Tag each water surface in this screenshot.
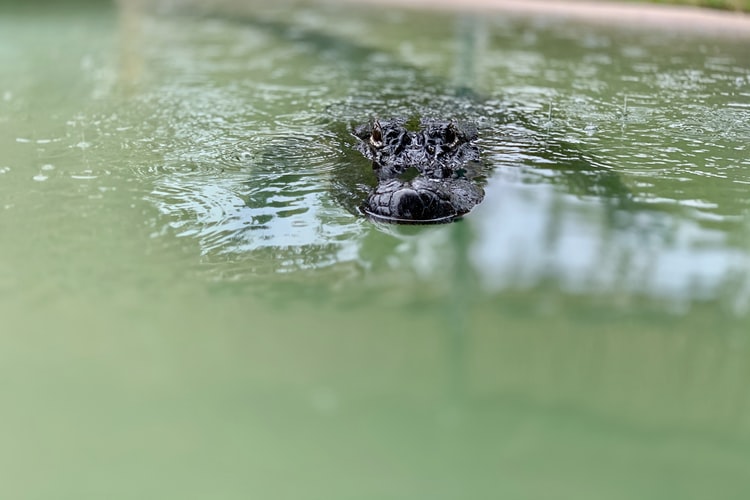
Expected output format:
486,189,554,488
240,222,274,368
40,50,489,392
1,2,750,499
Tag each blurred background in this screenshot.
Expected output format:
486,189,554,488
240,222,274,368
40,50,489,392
1,0,749,499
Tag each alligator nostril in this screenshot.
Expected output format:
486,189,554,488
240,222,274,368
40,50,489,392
392,189,423,219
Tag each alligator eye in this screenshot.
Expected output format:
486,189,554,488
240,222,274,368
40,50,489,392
370,121,383,148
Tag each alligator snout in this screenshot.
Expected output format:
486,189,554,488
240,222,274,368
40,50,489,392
363,178,457,223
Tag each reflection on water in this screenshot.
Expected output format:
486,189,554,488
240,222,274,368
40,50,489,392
470,178,750,312
2,2,750,499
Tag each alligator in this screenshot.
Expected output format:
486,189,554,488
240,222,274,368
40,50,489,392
353,118,485,224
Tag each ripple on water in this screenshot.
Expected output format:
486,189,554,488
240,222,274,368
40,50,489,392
141,120,357,269
145,146,362,270
115,7,750,309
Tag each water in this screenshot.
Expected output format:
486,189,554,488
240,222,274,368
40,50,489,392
1,1,750,498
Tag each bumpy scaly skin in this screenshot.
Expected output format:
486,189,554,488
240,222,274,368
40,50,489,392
353,118,484,223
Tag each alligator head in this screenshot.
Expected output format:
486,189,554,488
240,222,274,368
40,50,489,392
353,118,484,223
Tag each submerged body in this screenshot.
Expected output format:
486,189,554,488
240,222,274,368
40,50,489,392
353,118,485,223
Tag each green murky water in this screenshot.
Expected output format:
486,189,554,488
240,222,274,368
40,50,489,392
2,1,750,498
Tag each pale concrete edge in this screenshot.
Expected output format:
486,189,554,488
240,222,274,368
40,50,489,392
320,0,750,38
